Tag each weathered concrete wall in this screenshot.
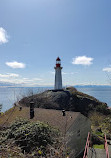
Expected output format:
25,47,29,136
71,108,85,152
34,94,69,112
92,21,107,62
66,114,91,158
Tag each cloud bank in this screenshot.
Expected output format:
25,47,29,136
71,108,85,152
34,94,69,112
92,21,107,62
0,73,43,86
0,27,8,44
0,73,19,78
72,56,93,65
6,61,26,68
103,67,111,72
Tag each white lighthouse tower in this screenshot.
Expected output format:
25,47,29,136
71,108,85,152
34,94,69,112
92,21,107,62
54,57,63,90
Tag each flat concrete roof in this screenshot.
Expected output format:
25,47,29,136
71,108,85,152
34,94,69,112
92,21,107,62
0,106,80,133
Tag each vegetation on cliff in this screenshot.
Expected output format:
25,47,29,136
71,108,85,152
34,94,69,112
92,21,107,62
89,111,111,146
0,118,60,157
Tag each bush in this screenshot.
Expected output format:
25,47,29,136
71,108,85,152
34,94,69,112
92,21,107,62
7,118,59,153
96,104,110,115
92,134,104,145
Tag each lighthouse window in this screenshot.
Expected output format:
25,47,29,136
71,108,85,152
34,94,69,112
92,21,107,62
56,60,61,64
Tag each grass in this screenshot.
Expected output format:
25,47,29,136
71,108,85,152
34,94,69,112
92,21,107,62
94,131,104,138
0,106,29,125
93,144,104,149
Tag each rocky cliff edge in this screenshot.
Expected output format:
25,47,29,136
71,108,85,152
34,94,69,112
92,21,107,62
19,87,110,116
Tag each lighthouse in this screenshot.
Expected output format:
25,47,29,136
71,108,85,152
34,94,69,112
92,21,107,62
54,57,63,90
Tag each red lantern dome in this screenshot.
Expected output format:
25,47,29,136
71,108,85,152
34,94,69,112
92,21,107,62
56,57,61,61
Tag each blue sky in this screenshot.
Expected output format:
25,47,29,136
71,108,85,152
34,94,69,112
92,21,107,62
0,0,111,86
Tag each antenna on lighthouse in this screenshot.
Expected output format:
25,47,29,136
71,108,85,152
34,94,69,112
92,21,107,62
54,57,63,90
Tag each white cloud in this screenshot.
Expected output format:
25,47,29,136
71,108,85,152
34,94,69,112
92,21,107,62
62,72,77,75
0,76,43,86
0,27,8,44
50,71,77,75
0,73,19,78
62,72,67,75
23,78,29,80
33,78,43,81
72,56,93,65
103,67,111,72
70,72,75,75
21,78,42,83
6,61,26,68
50,71,55,74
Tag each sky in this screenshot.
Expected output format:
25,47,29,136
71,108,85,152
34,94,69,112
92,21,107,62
0,0,111,86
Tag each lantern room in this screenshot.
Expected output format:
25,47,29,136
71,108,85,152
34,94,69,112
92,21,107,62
56,57,61,67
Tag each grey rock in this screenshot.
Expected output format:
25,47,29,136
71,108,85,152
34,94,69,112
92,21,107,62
19,87,110,116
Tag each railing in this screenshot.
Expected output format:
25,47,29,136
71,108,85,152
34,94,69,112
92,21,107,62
105,134,109,158
83,132,90,158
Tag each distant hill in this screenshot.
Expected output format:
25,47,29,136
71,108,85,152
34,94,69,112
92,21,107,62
0,82,15,87
0,82,111,88
74,85,111,88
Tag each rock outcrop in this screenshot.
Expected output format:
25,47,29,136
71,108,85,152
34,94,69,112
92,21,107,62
19,87,110,116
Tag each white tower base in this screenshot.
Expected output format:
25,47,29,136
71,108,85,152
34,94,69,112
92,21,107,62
54,67,62,90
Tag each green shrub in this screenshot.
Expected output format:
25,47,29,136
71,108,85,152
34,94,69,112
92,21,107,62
96,104,110,115
92,133,104,145
6,118,59,153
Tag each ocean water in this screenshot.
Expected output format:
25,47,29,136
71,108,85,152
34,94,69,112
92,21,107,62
0,86,111,112
0,87,50,112
76,86,111,107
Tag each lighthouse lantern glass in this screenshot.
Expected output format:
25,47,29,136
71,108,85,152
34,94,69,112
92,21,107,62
56,60,61,64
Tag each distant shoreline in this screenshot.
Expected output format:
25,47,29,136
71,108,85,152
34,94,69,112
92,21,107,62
0,85,111,88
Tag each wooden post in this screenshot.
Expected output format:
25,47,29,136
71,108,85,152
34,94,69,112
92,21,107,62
30,101,34,119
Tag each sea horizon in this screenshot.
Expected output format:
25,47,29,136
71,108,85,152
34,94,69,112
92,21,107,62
0,84,111,88
0,85,111,112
